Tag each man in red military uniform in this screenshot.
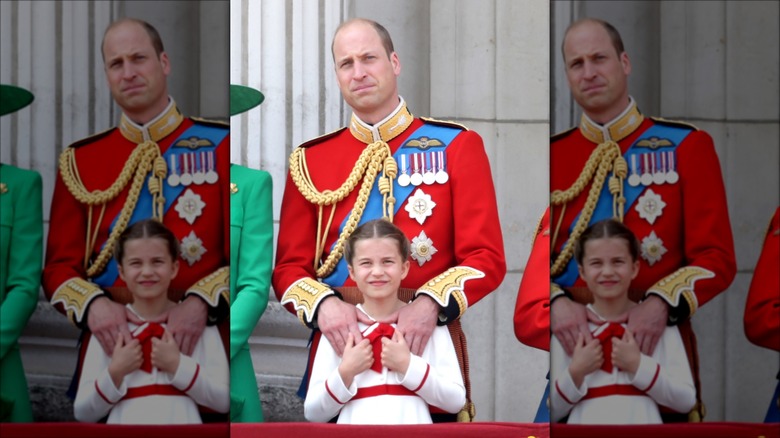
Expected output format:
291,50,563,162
272,18,505,421
514,17,736,422
43,18,229,363
743,206,779,422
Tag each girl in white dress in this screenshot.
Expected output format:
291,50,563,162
304,219,465,424
551,218,695,424
74,219,229,423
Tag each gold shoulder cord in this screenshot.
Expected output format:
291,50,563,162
550,141,626,277
59,141,167,277
289,141,397,278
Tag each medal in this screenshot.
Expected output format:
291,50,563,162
180,154,193,186
640,231,667,266
398,154,411,187
410,230,438,267
422,152,436,185
205,151,219,184
192,153,205,185
174,188,206,225
628,154,641,187
405,188,436,225
167,154,181,187
410,153,423,186
635,188,666,225
666,151,679,184
652,152,665,185
640,154,653,186
435,151,449,184
180,230,207,266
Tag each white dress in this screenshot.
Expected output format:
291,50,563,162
304,304,466,424
74,305,230,424
550,304,696,424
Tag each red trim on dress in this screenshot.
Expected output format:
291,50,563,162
121,384,186,401
640,364,661,392
411,364,430,392
95,380,113,405
581,384,646,401
325,380,346,405
352,384,417,400
182,364,200,392
555,380,576,405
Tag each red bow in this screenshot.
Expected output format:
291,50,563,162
133,322,165,373
594,322,625,373
364,323,395,373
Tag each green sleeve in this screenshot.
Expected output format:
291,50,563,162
229,169,273,360
0,170,43,360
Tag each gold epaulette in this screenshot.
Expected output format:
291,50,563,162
280,277,335,326
50,277,104,325
416,266,484,320
67,127,117,149
190,116,229,129
186,266,230,307
550,126,577,142
297,127,348,149
420,116,468,131
646,266,715,318
650,116,701,131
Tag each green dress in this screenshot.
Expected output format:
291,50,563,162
0,164,42,422
229,164,273,422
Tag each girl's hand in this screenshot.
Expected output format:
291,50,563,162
612,329,641,374
568,333,603,389
338,333,374,387
381,330,411,375
151,330,181,374
108,334,143,388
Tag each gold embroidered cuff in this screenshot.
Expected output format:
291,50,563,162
186,266,230,307
646,266,714,317
551,282,566,301
51,277,104,325
280,277,335,325
416,266,484,320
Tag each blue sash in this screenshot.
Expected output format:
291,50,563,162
553,124,692,287
322,123,462,287
93,123,228,287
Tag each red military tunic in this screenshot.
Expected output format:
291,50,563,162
549,99,735,317
43,99,230,326
513,99,735,346
744,206,780,352
273,98,505,325
514,207,552,351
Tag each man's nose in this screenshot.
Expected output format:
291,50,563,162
122,62,137,79
352,61,367,80
582,61,596,79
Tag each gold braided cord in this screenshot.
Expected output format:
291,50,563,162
289,141,396,278
382,155,398,221
611,156,628,221
59,141,166,277
550,141,622,277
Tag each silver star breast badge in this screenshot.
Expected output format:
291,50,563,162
404,188,436,225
